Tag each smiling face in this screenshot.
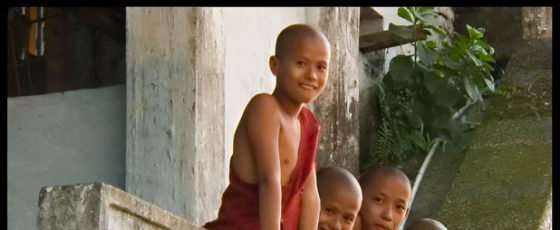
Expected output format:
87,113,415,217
270,35,330,105
318,184,362,230
360,174,411,230
317,167,362,230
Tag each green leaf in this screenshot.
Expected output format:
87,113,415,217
398,7,414,23
410,8,427,23
470,45,486,53
464,77,477,100
389,23,413,40
423,70,446,95
483,77,495,92
466,51,483,67
417,7,436,17
443,57,463,70
410,131,427,149
475,39,492,50
425,24,446,37
388,55,414,83
478,52,496,63
417,43,437,66
426,40,437,49
467,25,483,39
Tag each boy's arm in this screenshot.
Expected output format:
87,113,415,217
299,164,320,230
245,95,282,230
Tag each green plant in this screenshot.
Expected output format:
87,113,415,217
363,7,497,168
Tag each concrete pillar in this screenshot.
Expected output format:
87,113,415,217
37,182,201,230
126,7,224,225
308,7,361,175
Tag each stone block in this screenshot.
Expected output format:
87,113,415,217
38,182,202,230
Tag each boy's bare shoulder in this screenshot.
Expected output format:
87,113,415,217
244,93,281,116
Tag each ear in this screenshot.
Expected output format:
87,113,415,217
269,55,279,76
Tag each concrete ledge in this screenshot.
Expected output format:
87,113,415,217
38,182,202,230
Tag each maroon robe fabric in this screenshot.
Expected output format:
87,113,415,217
204,107,320,230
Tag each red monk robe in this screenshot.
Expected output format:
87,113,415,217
204,107,320,230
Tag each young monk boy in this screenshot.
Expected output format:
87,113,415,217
352,165,412,230
316,166,363,230
204,24,331,230
404,218,447,230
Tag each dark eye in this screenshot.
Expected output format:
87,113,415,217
297,61,305,66
397,205,406,212
325,208,335,215
373,197,383,204
318,65,327,71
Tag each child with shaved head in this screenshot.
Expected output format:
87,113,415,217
404,218,447,230
317,167,362,230
353,165,412,230
205,24,331,230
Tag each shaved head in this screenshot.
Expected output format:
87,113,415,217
405,218,448,230
317,166,361,196
358,165,412,230
274,24,330,60
359,165,411,192
317,166,362,230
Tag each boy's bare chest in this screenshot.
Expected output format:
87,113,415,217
278,120,301,184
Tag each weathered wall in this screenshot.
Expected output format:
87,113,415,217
8,85,126,230
309,7,361,175
127,7,196,222
222,7,306,185
126,7,225,225
193,8,226,225
357,51,384,169
521,7,552,39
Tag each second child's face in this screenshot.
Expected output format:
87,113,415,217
318,186,361,230
273,37,330,104
360,175,411,230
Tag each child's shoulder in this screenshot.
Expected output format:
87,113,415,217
249,93,277,102
246,93,279,109
243,93,282,117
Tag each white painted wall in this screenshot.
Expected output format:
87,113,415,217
8,85,126,230
222,8,307,184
